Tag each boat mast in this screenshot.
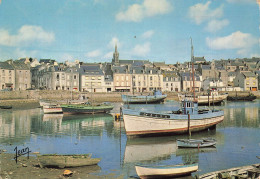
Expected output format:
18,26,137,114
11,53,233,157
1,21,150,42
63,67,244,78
190,38,196,101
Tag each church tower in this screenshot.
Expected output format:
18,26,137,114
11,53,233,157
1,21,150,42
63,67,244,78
112,43,119,66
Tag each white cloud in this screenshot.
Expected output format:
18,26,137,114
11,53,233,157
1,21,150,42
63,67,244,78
206,31,258,55
250,53,260,58
188,1,224,25
108,37,120,49
132,42,151,57
205,19,229,33
85,49,101,58
116,0,172,22
103,51,113,59
0,25,55,47
142,30,154,39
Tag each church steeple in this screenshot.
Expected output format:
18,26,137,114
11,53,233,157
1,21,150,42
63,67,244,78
112,43,119,66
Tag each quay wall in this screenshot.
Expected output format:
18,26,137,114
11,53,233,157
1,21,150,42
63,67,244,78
0,90,259,109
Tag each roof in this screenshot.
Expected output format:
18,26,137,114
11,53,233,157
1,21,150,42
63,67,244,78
242,71,256,77
0,62,14,70
162,71,179,78
12,61,30,70
79,65,104,75
194,57,206,62
40,59,56,64
201,65,211,70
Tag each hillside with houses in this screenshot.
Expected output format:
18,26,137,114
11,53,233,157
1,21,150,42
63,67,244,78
0,45,259,93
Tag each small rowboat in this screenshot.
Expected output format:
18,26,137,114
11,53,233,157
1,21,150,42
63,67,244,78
37,154,100,168
177,138,216,148
135,163,198,178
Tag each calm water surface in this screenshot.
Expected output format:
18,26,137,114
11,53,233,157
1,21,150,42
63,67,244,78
0,100,260,178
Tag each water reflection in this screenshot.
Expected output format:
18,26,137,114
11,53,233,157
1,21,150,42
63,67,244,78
221,100,260,127
122,131,224,178
61,114,117,137
0,100,260,177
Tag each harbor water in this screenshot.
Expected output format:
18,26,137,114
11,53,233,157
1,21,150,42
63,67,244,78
0,100,260,178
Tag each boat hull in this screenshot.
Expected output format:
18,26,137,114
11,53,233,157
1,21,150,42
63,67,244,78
178,93,228,106
43,107,63,114
177,139,216,148
227,95,257,101
123,109,224,137
135,164,198,179
122,94,167,104
61,104,114,114
37,154,100,168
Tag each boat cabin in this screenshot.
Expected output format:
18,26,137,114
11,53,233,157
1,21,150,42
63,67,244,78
181,99,198,115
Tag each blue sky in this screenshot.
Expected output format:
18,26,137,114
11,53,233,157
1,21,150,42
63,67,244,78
0,0,259,64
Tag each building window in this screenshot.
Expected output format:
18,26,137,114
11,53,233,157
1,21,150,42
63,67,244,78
150,76,152,80
74,75,76,79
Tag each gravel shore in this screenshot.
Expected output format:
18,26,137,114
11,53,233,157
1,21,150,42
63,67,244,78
0,152,122,179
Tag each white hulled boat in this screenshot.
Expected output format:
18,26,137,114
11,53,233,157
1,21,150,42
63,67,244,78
123,99,224,137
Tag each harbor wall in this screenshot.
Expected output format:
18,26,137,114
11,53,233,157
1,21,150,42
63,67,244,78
0,90,259,109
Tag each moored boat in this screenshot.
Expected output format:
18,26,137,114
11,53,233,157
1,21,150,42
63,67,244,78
61,102,114,114
177,138,216,148
123,99,224,137
199,163,260,179
122,90,167,104
37,154,101,168
178,90,228,106
227,93,257,101
43,105,63,114
135,163,198,179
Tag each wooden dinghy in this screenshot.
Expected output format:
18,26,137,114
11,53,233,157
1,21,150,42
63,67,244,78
177,138,216,148
135,163,198,179
37,154,100,168
199,163,260,179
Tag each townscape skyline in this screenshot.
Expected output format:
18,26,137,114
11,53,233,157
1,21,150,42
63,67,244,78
0,0,260,63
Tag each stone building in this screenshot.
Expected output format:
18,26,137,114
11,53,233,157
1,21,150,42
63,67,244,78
180,72,202,92
162,71,181,92
0,62,15,90
112,66,132,92
233,71,258,91
8,60,31,90
79,65,105,92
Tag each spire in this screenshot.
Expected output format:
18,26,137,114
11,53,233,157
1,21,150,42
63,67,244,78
115,43,118,53
112,42,119,65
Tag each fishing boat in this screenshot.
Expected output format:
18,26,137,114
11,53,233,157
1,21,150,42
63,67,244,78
43,105,63,114
227,92,257,101
178,90,228,106
61,102,114,114
199,163,260,179
123,99,224,137
37,154,101,168
135,163,198,179
123,39,224,137
177,138,216,148
121,90,167,104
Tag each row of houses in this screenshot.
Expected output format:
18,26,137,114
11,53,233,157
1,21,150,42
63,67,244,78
0,46,259,92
